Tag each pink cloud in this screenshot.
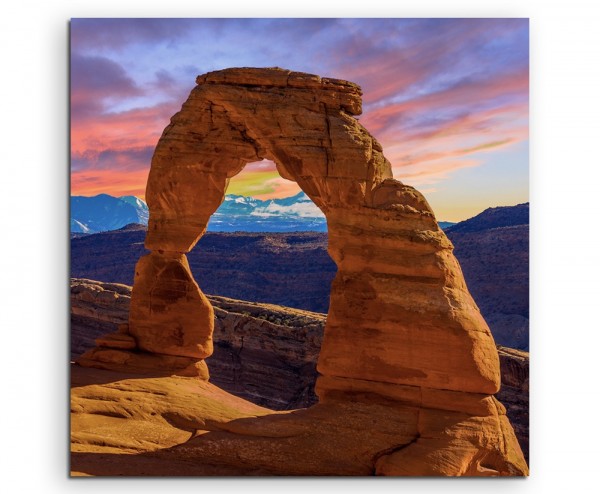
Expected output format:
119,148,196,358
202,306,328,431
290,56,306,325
393,158,480,187
71,168,150,198
73,102,177,149
70,19,528,203
361,69,528,139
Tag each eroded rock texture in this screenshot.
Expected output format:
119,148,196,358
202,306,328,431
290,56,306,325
77,67,527,475
70,277,530,464
71,279,131,359
71,278,324,409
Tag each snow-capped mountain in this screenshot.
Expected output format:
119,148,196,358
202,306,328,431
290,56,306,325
117,195,149,224
70,192,328,234
208,192,327,232
70,192,459,234
70,194,149,234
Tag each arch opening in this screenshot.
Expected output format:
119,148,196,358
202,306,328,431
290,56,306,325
205,158,326,233
191,158,335,409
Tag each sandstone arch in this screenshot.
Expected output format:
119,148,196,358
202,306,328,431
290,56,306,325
78,68,527,475
131,67,500,397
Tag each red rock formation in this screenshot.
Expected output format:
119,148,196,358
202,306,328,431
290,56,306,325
71,278,530,469
72,278,325,408
129,252,213,359
77,68,527,475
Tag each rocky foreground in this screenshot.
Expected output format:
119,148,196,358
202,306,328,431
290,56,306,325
72,363,526,476
71,278,529,470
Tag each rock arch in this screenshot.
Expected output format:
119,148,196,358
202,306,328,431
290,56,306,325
77,68,528,476
127,67,499,398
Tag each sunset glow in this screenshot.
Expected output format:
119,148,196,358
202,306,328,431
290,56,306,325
71,18,528,221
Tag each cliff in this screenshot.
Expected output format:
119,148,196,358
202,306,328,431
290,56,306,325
497,346,529,460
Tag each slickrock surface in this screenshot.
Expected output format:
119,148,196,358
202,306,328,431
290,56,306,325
71,364,526,476
76,68,527,475
70,279,530,459
71,366,273,476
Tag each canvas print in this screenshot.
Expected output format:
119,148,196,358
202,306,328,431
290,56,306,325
70,18,529,476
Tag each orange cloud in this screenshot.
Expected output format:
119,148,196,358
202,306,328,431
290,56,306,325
252,176,302,200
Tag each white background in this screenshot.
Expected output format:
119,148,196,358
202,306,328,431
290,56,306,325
1,0,598,492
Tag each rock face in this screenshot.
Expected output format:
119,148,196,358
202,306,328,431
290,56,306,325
128,252,214,359
208,296,324,409
77,67,527,475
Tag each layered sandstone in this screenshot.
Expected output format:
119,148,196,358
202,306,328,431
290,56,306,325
208,296,324,409
71,364,526,476
70,278,530,463
71,281,530,467
139,67,500,396
76,67,527,475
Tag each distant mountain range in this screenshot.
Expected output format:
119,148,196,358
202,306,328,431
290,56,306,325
71,194,149,234
445,203,528,234
208,192,327,232
70,192,459,233
70,192,327,234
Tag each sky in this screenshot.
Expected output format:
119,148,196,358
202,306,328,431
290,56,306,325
70,18,528,222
